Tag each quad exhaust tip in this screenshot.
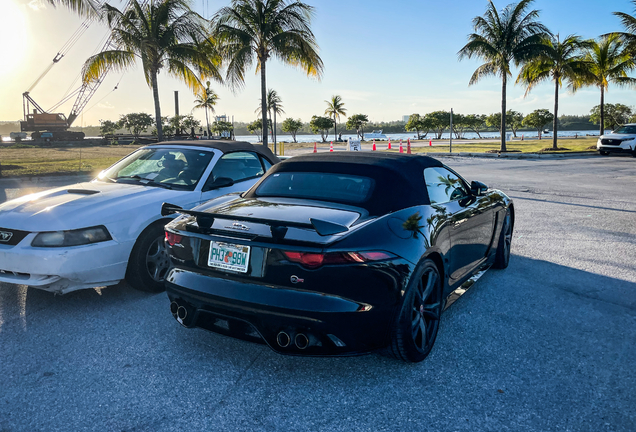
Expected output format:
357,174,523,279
276,331,310,349
177,306,188,321
295,333,309,350
169,301,179,316
276,331,291,348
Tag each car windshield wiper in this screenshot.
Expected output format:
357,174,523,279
115,175,145,181
114,175,173,189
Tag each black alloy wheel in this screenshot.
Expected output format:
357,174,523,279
126,222,170,293
493,210,512,269
389,260,442,363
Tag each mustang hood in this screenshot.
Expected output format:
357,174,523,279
0,181,189,231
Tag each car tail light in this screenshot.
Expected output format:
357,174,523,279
165,231,182,246
282,251,395,269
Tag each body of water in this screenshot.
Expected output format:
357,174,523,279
0,129,605,144
234,129,604,144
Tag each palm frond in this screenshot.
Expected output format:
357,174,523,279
82,50,136,84
46,0,99,17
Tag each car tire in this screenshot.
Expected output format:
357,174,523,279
388,259,442,363
125,221,171,293
599,151,609,156
493,210,512,269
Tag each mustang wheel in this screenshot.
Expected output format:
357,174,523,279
389,260,442,363
126,222,170,293
493,210,512,269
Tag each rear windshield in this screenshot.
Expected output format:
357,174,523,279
254,172,374,204
612,125,636,134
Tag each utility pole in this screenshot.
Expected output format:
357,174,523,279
449,108,453,153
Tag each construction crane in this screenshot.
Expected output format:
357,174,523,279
18,4,119,141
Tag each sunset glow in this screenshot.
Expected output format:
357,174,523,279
0,1,28,78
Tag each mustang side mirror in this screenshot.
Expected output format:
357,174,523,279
470,180,488,196
204,177,234,191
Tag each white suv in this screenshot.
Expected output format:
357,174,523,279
597,124,636,157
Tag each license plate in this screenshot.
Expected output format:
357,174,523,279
208,242,251,273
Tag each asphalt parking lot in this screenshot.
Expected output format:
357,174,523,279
1,154,635,432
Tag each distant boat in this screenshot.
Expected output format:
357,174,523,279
365,130,388,140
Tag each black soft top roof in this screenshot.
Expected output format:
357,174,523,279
147,140,279,162
249,152,443,214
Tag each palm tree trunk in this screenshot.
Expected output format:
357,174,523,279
260,60,268,148
500,74,507,152
205,108,210,137
334,114,337,142
600,86,605,137
151,70,162,141
553,80,559,150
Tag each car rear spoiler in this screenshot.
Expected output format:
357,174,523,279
161,202,349,238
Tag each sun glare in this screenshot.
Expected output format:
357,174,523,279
0,1,28,78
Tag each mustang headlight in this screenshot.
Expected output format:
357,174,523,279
32,226,112,247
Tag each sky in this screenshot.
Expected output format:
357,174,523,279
0,0,635,127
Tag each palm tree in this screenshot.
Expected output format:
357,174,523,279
256,89,285,142
517,35,590,150
82,0,222,140
194,81,220,136
580,35,636,136
458,0,550,152
212,0,323,148
324,95,347,142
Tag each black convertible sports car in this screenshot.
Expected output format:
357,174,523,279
162,152,514,362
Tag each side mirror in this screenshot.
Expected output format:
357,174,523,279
203,176,234,191
470,180,488,196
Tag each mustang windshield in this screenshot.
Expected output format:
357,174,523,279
255,172,374,204
97,148,213,190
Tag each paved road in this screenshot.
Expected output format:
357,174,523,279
1,155,635,432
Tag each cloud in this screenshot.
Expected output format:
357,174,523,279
27,0,47,11
97,102,115,110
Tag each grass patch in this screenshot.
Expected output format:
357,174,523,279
0,137,599,178
0,144,142,177
408,137,596,154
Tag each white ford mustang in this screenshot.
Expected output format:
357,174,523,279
0,140,279,294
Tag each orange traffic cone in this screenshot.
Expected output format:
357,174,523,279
399,139,403,153
388,139,392,150
429,139,432,147
329,141,334,152
372,140,376,151
407,138,412,154
313,142,317,153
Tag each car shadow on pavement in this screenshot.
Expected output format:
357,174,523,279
1,256,635,431
168,254,636,369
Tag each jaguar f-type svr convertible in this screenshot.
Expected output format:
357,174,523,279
162,152,514,362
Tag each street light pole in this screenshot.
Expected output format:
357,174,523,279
273,102,277,155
